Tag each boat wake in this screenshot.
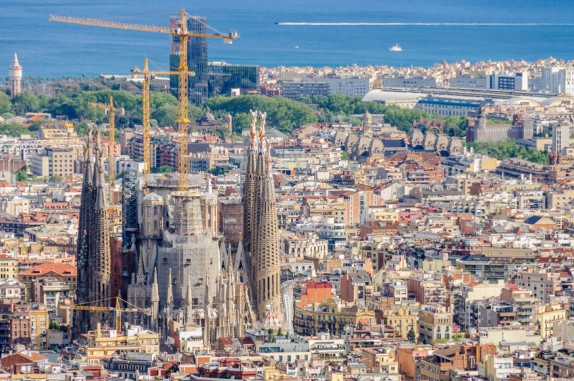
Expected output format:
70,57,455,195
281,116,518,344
277,22,574,26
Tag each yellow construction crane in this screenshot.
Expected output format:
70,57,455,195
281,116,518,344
88,97,123,199
73,296,148,332
50,11,238,191
131,58,195,175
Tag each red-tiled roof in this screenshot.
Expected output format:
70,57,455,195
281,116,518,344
19,263,77,277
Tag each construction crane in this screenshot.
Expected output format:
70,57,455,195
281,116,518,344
73,296,148,332
131,58,195,175
50,11,238,191
88,97,124,199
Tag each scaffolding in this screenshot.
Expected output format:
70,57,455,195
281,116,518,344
121,170,139,246
174,193,206,237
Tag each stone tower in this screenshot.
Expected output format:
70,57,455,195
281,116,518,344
75,127,95,336
243,110,259,248
362,109,373,136
74,128,111,336
8,53,22,98
248,111,283,325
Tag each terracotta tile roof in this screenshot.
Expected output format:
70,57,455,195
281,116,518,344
0,351,47,366
23,352,48,362
19,263,77,277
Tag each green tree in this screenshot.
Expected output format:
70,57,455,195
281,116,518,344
49,175,62,183
451,333,465,342
383,106,428,134
150,92,178,109
207,95,318,134
74,121,90,136
28,121,44,132
0,123,35,137
11,92,41,115
152,105,178,127
189,105,204,122
49,321,60,330
45,94,77,119
15,170,28,182
407,328,416,343
232,113,251,132
466,140,549,164
151,165,174,174
0,92,11,114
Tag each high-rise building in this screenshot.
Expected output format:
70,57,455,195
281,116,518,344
74,128,111,336
30,147,76,178
170,15,259,104
281,77,372,100
542,67,574,95
207,62,259,97
489,71,528,91
170,15,208,105
8,53,22,98
552,124,571,155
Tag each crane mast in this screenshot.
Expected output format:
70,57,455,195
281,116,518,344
133,58,195,175
142,65,151,175
88,97,117,203
176,10,191,191
108,96,116,193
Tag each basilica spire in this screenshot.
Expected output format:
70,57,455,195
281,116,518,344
184,275,194,325
243,110,259,248
151,268,159,330
203,274,211,348
247,111,283,325
74,127,111,336
166,268,174,311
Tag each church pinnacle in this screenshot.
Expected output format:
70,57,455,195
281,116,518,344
244,110,283,326
74,127,111,337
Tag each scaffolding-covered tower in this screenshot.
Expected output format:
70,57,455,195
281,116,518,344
157,190,220,309
122,170,139,246
125,173,220,315
120,170,139,299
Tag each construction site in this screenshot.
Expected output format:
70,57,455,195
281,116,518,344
59,10,242,334
52,10,290,353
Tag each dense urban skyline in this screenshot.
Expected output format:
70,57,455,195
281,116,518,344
2,2,574,381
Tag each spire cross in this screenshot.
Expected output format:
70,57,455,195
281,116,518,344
249,109,258,139
258,111,267,139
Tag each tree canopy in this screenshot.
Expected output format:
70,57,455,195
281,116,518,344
206,95,318,134
302,94,467,137
467,140,549,164
11,92,42,115
0,93,11,114
151,165,174,174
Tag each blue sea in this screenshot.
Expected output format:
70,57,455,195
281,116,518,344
1,0,574,78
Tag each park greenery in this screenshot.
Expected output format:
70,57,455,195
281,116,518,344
0,87,550,164
206,95,318,134
302,94,468,137
466,140,549,165
0,90,468,138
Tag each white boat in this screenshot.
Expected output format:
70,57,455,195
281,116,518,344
389,44,402,52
